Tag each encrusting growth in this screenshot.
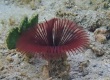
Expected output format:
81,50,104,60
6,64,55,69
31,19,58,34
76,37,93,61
6,15,89,79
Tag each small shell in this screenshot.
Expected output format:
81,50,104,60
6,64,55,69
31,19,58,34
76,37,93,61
94,28,107,35
95,34,107,43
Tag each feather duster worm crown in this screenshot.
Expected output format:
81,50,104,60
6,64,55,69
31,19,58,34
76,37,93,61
16,18,89,59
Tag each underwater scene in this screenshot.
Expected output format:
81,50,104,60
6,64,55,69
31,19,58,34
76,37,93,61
0,0,110,80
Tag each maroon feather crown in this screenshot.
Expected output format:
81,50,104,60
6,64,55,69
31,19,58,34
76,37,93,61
16,18,89,59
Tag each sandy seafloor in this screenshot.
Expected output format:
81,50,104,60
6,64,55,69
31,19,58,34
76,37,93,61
0,0,110,80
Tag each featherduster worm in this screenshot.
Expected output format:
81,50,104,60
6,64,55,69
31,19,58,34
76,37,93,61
16,18,89,60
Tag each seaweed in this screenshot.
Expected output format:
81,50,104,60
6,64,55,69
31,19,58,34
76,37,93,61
6,14,38,49
6,27,20,49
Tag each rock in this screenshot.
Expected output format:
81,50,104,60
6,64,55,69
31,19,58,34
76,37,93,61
88,20,102,32
42,65,50,80
89,45,105,57
79,60,90,72
106,34,110,40
20,72,27,77
0,60,4,71
4,0,10,5
46,77,52,80
9,17,16,26
94,27,108,43
6,55,14,62
64,0,74,8
0,53,3,58
30,0,37,10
